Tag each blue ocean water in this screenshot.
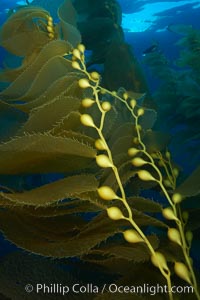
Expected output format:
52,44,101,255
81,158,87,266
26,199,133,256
0,1,199,299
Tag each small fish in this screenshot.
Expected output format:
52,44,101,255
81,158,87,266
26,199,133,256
142,42,159,56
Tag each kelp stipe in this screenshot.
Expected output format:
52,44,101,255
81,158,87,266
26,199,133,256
73,45,200,300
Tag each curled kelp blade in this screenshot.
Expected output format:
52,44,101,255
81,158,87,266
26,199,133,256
0,6,52,56
0,5,82,112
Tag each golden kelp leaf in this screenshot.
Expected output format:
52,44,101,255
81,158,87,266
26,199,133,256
0,101,26,140
64,75,84,98
185,208,200,231
128,197,162,213
100,235,159,262
175,165,200,197
105,244,149,262
102,106,118,138
100,154,132,192
0,98,15,110
80,105,100,140
0,40,73,101
27,214,86,239
159,241,184,262
1,56,73,101
0,196,13,207
58,0,77,27
96,200,164,229
111,135,133,157
10,199,102,217
0,174,98,206
0,62,26,82
50,111,81,134
143,130,171,153
132,209,166,228
0,209,88,242
0,211,120,257
82,102,118,140
127,91,146,103
139,108,157,130
74,191,165,230
51,130,95,147
70,191,107,210
128,175,157,196
0,211,78,254
20,95,81,133
15,74,81,112
0,133,96,174
120,169,138,187
109,122,135,146
57,0,81,47
19,56,73,101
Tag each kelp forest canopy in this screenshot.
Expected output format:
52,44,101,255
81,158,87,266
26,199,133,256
0,1,199,300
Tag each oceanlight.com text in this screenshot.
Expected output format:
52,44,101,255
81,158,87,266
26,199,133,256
107,283,193,296
24,283,194,296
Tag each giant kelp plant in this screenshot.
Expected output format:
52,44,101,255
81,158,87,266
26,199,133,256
0,1,200,300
